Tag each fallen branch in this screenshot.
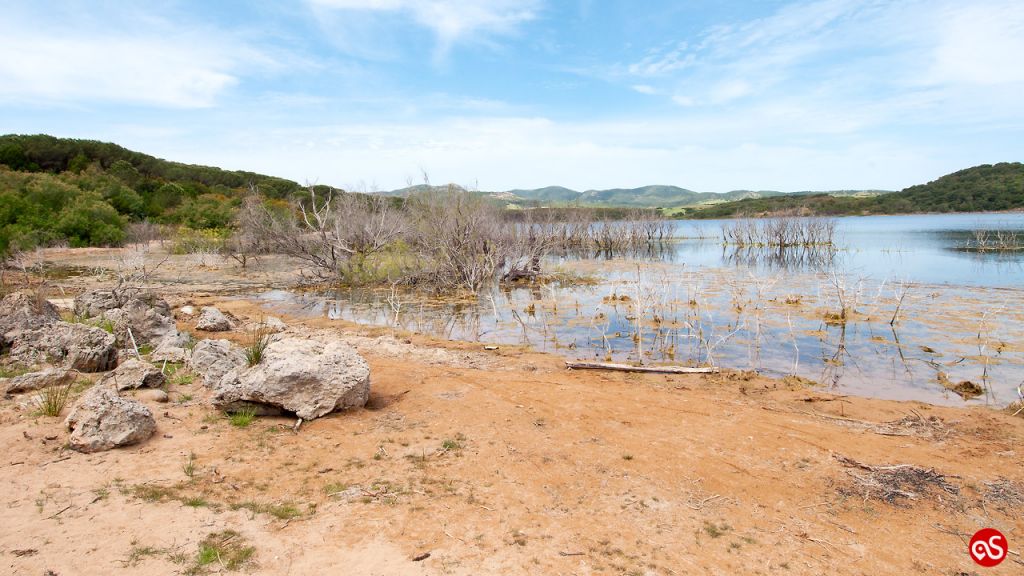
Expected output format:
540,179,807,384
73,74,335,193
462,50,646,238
47,504,73,519
564,361,718,374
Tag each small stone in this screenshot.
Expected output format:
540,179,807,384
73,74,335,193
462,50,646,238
135,389,169,403
195,306,233,332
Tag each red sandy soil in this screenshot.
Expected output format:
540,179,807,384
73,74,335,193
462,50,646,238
1,248,1022,575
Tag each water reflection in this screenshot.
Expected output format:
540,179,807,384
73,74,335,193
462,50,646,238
721,245,837,271
254,213,1024,408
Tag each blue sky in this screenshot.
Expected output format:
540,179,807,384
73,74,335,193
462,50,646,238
1,0,1022,192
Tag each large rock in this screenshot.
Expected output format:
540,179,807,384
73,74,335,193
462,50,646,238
195,306,232,332
10,322,117,372
189,339,246,387
98,359,165,390
65,385,156,453
0,291,60,344
212,337,370,420
73,290,124,318
2,368,74,394
73,290,184,348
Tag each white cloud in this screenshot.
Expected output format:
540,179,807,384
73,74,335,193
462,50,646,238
612,0,1024,128
0,7,278,108
631,84,658,95
309,0,542,58
928,2,1024,85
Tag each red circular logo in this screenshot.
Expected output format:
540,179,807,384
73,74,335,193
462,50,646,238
969,528,1007,567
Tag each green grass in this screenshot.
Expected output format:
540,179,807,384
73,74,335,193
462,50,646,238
228,406,258,428
230,500,303,520
243,324,273,367
124,544,166,566
126,484,178,502
172,372,195,386
34,383,74,417
183,496,209,508
187,530,255,574
441,433,467,453
0,365,31,378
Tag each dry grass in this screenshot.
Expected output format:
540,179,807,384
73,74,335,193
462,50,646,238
835,455,959,507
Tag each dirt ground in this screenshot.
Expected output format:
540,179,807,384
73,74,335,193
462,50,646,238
2,248,1023,575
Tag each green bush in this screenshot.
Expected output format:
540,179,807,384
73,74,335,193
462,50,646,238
56,196,126,247
175,193,236,229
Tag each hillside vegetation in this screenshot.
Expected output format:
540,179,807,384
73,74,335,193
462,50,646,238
0,134,308,255
687,163,1024,218
2,135,1019,256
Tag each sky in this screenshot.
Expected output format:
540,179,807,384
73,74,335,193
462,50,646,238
1,0,1022,192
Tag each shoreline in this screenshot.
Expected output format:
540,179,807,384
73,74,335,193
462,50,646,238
4,289,1022,574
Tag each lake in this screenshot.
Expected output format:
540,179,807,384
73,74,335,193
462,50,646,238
256,212,1024,408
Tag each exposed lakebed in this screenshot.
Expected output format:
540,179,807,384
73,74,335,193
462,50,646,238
256,213,1024,408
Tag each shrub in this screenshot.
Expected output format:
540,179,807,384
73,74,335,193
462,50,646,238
56,196,126,247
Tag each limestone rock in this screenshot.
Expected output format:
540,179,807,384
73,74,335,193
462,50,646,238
65,385,156,453
260,316,288,333
73,290,184,348
0,291,60,343
195,307,233,332
212,337,370,420
10,322,117,372
1,369,74,394
73,290,123,318
189,339,246,387
98,359,166,390
135,388,169,403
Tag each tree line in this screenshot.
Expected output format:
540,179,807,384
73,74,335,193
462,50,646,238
684,162,1024,219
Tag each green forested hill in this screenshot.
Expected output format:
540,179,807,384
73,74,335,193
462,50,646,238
687,163,1024,218
0,134,307,254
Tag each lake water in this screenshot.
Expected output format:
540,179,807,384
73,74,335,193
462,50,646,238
256,212,1024,408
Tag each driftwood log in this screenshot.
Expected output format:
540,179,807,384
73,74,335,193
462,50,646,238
564,361,719,374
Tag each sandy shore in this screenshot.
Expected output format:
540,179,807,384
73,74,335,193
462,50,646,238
2,247,1023,574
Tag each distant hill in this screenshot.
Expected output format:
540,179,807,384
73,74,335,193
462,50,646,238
688,163,1024,218
397,185,891,209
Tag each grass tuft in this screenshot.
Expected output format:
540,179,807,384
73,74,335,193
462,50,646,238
228,406,258,428
243,324,273,367
187,530,255,574
34,382,74,417
183,452,197,479
230,500,304,520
